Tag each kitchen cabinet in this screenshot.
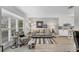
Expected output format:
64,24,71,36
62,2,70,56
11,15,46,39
59,29,69,36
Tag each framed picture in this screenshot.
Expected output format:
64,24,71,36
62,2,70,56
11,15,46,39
36,21,43,28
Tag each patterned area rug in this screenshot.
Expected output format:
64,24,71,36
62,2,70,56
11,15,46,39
31,38,54,44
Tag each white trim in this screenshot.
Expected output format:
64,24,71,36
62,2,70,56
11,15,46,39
8,18,11,41
16,19,19,32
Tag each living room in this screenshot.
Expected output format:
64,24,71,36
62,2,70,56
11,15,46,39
0,6,79,52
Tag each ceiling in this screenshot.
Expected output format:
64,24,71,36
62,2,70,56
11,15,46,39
18,6,74,17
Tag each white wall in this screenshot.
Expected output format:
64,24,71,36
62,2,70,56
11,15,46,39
59,16,74,26
0,8,2,44
75,7,79,26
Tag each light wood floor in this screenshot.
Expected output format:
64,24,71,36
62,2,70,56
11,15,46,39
4,36,76,52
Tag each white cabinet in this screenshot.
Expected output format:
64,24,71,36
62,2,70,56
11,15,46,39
59,29,69,36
